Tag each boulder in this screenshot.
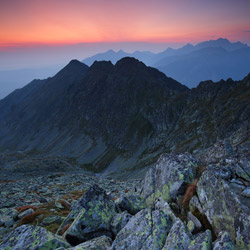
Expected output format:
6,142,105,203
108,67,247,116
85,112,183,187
188,230,212,250
142,153,198,204
196,165,250,249
115,193,146,215
63,185,116,245
0,225,69,250
111,207,173,250
111,211,132,236
162,218,212,250
187,211,202,233
162,218,192,250
68,235,112,250
169,180,188,200
213,232,236,250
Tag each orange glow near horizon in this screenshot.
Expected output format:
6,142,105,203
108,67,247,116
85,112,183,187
0,0,250,48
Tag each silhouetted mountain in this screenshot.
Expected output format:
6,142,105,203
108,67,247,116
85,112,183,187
0,65,62,100
82,38,250,88
0,58,249,178
155,47,250,88
83,49,155,66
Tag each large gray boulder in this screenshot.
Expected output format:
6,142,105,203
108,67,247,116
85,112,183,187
0,225,69,250
115,193,146,215
142,153,198,205
63,185,116,245
111,211,132,236
111,207,173,250
196,164,250,249
213,232,236,250
162,218,212,250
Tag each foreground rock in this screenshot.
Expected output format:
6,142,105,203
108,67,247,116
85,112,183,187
0,225,69,250
63,185,116,245
68,236,112,250
111,206,173,250
196,163,250,249
142,153,198,205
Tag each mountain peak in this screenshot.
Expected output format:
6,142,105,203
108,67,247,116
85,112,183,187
115,57,145,68
54,59,89,79
90,60,114,72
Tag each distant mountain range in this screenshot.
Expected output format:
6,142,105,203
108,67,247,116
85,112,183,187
0,57,249,178
83,38,250,88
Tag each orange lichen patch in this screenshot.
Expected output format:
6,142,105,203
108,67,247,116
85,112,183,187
182,178,198,209
18,211,45,226
58,223,71,235
125,189,129,193
113,190,119,194
16,205,38,214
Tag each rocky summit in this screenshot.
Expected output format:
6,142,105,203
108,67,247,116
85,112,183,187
0,58,249,249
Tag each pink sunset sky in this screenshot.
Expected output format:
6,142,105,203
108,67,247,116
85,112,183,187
0,0,250,69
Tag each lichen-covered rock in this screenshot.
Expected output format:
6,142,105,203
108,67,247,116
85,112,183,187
64,185,116,245
142,153,198,204
0,207,18,228
189,195,204,214
188,230,212,250
111,211,132,235
213,232,236,250
169,180,187,200
187,211,202,233
154,197,176,222
235,163,250,182
196,165,250,249
162,218,191,250
141,209,173,249
68,235,112,250
111,207,173,250
116,193,146,215
111,208,153,250
0,225,70,250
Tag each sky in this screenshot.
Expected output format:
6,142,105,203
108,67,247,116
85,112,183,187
0,0,250,69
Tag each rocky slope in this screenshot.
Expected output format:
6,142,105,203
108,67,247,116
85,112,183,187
0,57,249,179
0,139,249,249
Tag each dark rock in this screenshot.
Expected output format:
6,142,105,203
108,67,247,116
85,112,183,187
196,165,250,249
169,180,188,200
111,207,173,250
213,232,236,250
116,193,146,215
63,185,116,245
68,235,112,250
142,153,198,204
0,225,69,250
111,211,132,236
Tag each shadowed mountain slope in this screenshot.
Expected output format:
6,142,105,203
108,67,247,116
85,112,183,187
0,57,249,178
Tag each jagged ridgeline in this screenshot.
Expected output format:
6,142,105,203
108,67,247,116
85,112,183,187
0,57,249,177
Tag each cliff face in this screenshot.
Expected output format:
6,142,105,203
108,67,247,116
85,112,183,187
0,58,249,177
